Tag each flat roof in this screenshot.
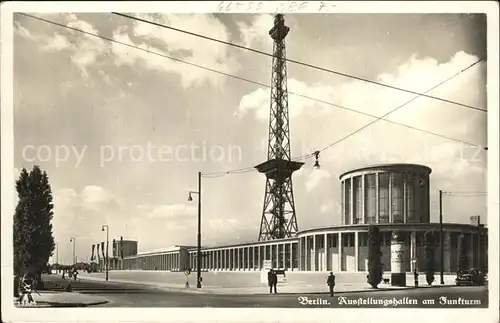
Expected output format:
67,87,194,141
339,163,432,179
128,222,487,256
297,222,487,235
137,245,196,256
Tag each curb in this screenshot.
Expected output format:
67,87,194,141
75,276,459,296
152,284,459,296
36,300,109,307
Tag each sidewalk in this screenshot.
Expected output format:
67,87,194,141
15,292,108,307
78,272,455,295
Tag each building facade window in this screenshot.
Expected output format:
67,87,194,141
341,181,345,224
354,176,362,224
406,173,417,223
421,178,430,223
391,173,404,223
365,174,376,224
378,173,390,223
348,233,355,247
416,231,425,246
345,179,351,225
359,232,368,247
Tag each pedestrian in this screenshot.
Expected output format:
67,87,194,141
327,272,336,297
62,269,65,280
413,269,419,287
268,269,277,294
19,274,35,306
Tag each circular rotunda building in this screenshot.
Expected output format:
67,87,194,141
296,163,487,276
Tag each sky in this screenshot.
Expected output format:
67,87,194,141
12,12,487,265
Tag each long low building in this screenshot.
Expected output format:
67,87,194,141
97,163,488,274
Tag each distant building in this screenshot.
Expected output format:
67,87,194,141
94,163,488,274
98,239,138,270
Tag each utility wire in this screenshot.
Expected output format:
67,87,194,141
204,57,485,176
19,13,486,178
112,12,487,113
443,195,487,197
202,168,256,178
443,191,487,196
291,57,485,162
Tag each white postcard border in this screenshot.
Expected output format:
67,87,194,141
1,1,498,323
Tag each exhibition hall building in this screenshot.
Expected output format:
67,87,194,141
97,163,488,274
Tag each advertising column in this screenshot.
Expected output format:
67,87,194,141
391,231,406,286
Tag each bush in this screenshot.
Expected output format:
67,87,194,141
367,226,383,288
424,231,436,285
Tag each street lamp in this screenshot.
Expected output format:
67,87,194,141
69,238,76,265
188,171,202,288
438,190,444,285
312,151,320,169
101,225,109,281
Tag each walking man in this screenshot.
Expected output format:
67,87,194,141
327,272,336,297
268,269,277,294
413,269,419,287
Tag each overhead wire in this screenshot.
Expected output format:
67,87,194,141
18,13,487,178
291,57,485,162
442,191,487,196
111,12,487,113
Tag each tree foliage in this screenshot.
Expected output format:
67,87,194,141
457,234,468,271
367,225,383,288
424,231,436,285
13,166,55,280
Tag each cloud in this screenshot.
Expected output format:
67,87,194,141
142,203,197,219
15,13,107,77
53,185,120,213
303,168,332,192
236,14,275,50
237,79,332,120
110,13,241,89
80,185,120,210
320,204,330,213
238,50,486,225
14,21,35,40
239,51,486,168
41,33,71,52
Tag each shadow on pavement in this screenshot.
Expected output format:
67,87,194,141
205,284,464,296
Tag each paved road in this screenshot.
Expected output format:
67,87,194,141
41,275,488,308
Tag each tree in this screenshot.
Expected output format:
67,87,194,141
13,166,55,291
424,231,436,285
457,234,468,272
367,225,383,288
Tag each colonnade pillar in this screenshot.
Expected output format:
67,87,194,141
354,232,359,271
443,231,451,273
338,233,342,272
312,235,316,271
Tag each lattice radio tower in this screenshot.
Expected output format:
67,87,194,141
255,14,304,241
